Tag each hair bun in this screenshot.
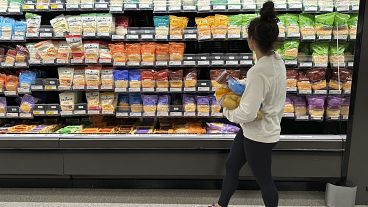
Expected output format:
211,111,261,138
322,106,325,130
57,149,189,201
260,1,278,23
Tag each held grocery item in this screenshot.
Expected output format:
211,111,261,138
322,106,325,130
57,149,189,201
214,70,245,110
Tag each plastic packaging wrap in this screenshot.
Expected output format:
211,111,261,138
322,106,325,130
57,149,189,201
196,96,210,113
142,95,158,113
306,95,326,117
157,94,169,112
155,69,170,88
284,96,295,113
86,91,100,111
184,69,197,88
141,69,156,88
306,68,327,90
292,95,307,116
183,94,196,112
129,69,141,88
326,96,342,117
113,70,129,88
170,69,183,88
129,94,143,113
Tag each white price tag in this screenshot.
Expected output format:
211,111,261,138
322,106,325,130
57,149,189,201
296,115,309,120
183,5,196,10
287,87,297,93
57,59,68,64
129,88,141,92
86,86,99,90
102,110,115,115
112,35,125,40
240,60,253,65
352,5,359,11
344,90,351,94
88,110,101,115
318,35,332,40
6,113,18,118
45,85,57,90
170,88,182,92
198,112,209,117
319,6,333,12
155,35,168,40
74,110,86,115
113,62,126,66
116,112,129,117
198,35,211,40
12,35,25,41
197,5,210,11
18,88,30,94
348,62,354,67
211,112,223,117
213,34,226,39
212,4,226,10
311,116,324,121
170,112,182,116
33,110,45,115
298,90,312,94
274,3,286,9
61,111,73,116
127,61,140,66
328,116,340,120
8,7,21,13
157,112,169,117
285,60,297,65
197,61,210,66
329,90,342,95
184,87,196,92
342,115,349,120
242,4,256,10
124,3,137,9
143,112,155,117
20,113,32,118
283,113,295,118
302,35,315,40
66,4,79,9
4,91,17,96
73,86,85,90
58,86,72,91
26,33,38,38
31,85,43,90
314,63,328,68
155,61,168,66
141,34,154,39
288,3,302,9
169,5,181,11
228,33,240,39
184,34,197,39
228,4,241,10
142,88,154,92
85,59,98,64
81,3,94,8
211,60,224,65
141,61,154,66
97,32,110,37
95,3,108,8
115,88,127,92
287,33,300,38
183,61,196,66
139,3,151,9
198,87,210,91
84,32,95,37
130,112,142,117
110,6,122,11
100,85,113,90
184,112,196,117
170,35,182,40
43,59,55,64
71,59,84,64
226,60,238,65
156,88,168,92
15,62,28,67
169,61,181,66
154,6,167,11
299,62,313,67
99,59,112,64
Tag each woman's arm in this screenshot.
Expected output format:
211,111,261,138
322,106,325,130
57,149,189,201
223,71,269,124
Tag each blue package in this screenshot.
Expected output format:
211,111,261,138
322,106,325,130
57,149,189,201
19,71,36,88
13,20,27,36
128,69,141,81
228,77,246,95
113,70,129,81
129,93,142,105
154,16,169,27
2,18,15,39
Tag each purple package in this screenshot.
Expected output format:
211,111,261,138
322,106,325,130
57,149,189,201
341,96,350,106
142,95,158,106
285,95,293,104
291,95,307,107
327,96,342,110
206,122,240,133
158,95,169,105
0,97,6,112
196,96,210,105
20,94,38,113
306,95,326,110
183,94,195,104
210,96,218,106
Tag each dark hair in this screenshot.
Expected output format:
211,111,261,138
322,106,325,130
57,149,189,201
247,1,279,54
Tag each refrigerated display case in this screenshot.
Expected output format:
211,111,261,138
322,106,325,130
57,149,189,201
0,0,366,203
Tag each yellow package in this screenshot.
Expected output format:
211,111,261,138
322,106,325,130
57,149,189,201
195,17,211,39
170,15,189,35
212,14,228,36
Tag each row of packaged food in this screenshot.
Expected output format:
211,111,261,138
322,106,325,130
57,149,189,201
284,94,350,118
0,118,240,134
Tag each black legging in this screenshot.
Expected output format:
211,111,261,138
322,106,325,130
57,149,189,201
218,129,278,207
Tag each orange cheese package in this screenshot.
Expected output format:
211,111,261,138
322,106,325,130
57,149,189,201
72,69,86,88
34,40,58,61
86,91,100,111
66,34,84,60
141,43,156,62
126,43,141,62
169,42,185,61
195,17,212,39
141,69,156,88
155,43,169,61
5,75,18,91
109,43,126,63
169,15,189,36
212,14,228,37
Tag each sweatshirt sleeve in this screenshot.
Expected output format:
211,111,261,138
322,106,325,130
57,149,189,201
223,71,269,124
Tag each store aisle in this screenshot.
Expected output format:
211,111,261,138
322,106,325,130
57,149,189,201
0,188,329,206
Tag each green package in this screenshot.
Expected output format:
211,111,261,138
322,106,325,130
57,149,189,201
228,14,243,26
315,13,335,35
211,0,227,5
241,14,258,27
348,14,358,28
334,12,350,28
283,41,300,60
275,42,284,58
299,13,315,27
329,42,348,56
311,42,330,55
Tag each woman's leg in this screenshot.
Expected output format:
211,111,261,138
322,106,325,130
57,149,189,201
243,138,278,207
218,130,247,207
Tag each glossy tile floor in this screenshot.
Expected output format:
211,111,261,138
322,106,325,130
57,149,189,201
0,189,365,207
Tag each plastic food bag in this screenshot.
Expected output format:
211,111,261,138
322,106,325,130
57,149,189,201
348,14,358,39
56,41,71,63
307,68,326,90
0,97,6,114
126,43,141,62
85,66,101,88
212,14,228,37
284,96,294,113
341,96,350,116
157,95,169,112
183,94,196,112
82,13,97,35
100,92,115,111
19,94,37,113
129,93,143,113
96,13,112,36
34,40,58,61
113,70,129,88
50,15,69,36
311,42,329,66
155,69,169,88
196,96,210,113
306,95,326,117
115,16,129,36
26,13,41,35
286,69,298,89
109,43,126,63
72,69,86,88
169,42,185,61
169,15,188,36
86,92,100,111
284,14,300,37
19,70,36,89
5,75,18,91
170,69,183,88
315,13,335,37
84,41,99,63
117,94,129,112
101,68,114,89
129,69,141,88
58,67,74,88
241,14,258,38
292,95,307,116
15,45,29,63
141,42,156,62
66,34,84,60
334,13,350,38
154,16,169,36
299,13,315,38
141,69,156,88
142,95,158,113
195,16,212,39
326,96,342,117
184,69,197,88
283,41,299,60
155,43,169,61
329,42,348,66
67,15,82,35
297,71,311,91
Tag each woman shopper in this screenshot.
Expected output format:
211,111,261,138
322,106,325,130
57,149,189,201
209,1,286,207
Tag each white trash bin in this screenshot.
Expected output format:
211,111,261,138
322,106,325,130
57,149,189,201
325,182,357,207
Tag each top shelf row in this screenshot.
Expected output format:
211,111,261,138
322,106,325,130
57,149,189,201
0,0,360,14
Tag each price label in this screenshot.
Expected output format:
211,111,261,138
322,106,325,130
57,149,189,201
311,116,324,121
285,60,297,65
275,3,286,9
86,86,99,90
226,60,238,65
127,61,140,66
102,110,115,115
213,34,226,39
169,61,181,66
318,35,332,40
95,3,108,9
115,88,127,92
110,6,122,11
113,62,126,66
129,88,141,92
287,33,300,38
298,90,312,94
170,112,182,116
58,86,72,91
130,112,142,117
197,5,211,11
183,60,196,66
50,3,64,9
23,4,35,10
211,112,223,117
170,88,182,92
126,34,139,40
23,112,40,119
227,4,241,10
6,113,18,118
314,63,328,68
124,3,137,9
143,112,155,117
99,59,112,64
116,112,129,117
26,33,39,38
66,4,79,9
85,59,98,64
97,32,110,37
288,3,302,9
45,85,57,90
142,88,154,92
304,5,317,12
88,110,100,115
33,110,45,115
198,112,209,117
329,90,342,95
57,59,68,64
141,34,154,39
352,5,359,11
155,35,168,40
61,111,73,116
8,7,21,13
344,90,351,94
46,110,59,115
141,61,154,66
240,60,253,65
80,3,94,8
112,35,125,40
299,62,313,67
278,33,286,38
184,33,196,40
302,35,315,40
197,60,210,66
154,6,167,12
157,112,169,117
74,110,87,115
184,87,196,92
348,62,354,67
296,115,309,120
342,115,349,120
4,91,17,96
18,88,30,94
328,116,340,120
170,34,183,40
228,33,241,39
71,59,84,64
168,5,181,11
335,35,348,40
283,113,295,118
156,88,168,92
287,87,297,93
211,60,224,65
155,61,168,66
100,85,113,90
212,4,226,10
31,85,43,90
198,87,210,91
13,35,25,41
183,5,196,10
184,112,196,117
198,35,211,40
242,4,256,10
319,6,333,12
139,3,151,9
73,86,85,90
